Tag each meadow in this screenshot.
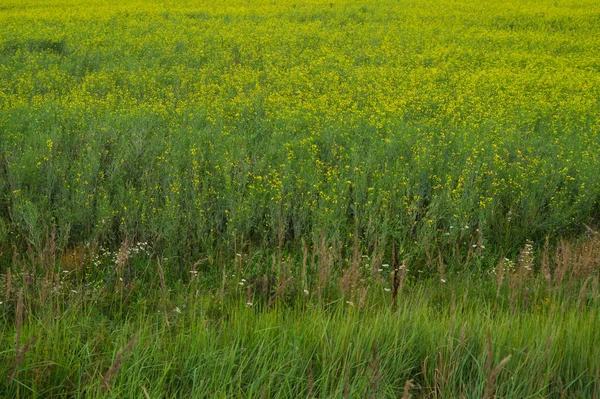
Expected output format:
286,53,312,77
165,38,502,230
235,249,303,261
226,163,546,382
0,0,599,397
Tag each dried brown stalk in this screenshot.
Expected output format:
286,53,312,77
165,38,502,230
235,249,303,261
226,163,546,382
483,328,511,398
368,341,382,399
392,244,399,310
401,379,413,399
15,288,23,352
307,361,314,399
5,267,12,304
9,334,38,380
102,332,140,390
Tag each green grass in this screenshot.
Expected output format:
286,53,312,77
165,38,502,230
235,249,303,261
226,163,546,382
1,273,599,398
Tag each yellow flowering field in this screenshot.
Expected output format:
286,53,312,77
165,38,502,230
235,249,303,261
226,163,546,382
1,0,599,269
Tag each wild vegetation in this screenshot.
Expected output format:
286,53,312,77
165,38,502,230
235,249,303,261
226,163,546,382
1,0,599,397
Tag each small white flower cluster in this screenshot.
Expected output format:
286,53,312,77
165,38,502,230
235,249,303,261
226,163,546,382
130,241,149,255
519,240,535,272
92,252,102,267
93,242,151,267
488,258,516,276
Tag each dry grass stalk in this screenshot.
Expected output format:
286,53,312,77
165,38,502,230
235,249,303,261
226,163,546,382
116,237,130,276
310,238,317,278
508,270,519,308
157,261,170,327
190,257,207,279
260,384,267,399
460,384,468,399
401,379,413,399
584,224,598,237
421,356,430,393
26,241,36,270
5,267,11,304
246,286,253,306
15,288,23,352
484,329,494,380
260,274,270,298
463,245,474,271
301,239,308,290
307,361,314,399
370,241,383,281
554,239,570,286
9,334,38,380
458,322,467,346
455,243,462,269
477,227,484,257
44,226,57,271
437,249,446,284
368,341,382,399
157,260,166,293
391,244,399,310
267,276,293,308
12,246,19,273
102,332,140,390
518,240,534,278
484,328,511,398
425,240,432,270
592,276,599,302
540,237,551,283
317,230,332,294
343,366,350,399
339,231,360,298
277,207,285,253
494,258,505,298
356,286,369,309
141,385,151,399
434,351,445,398
577,277,592,312
40,271,50,303
483,355,511,398
61,244,87,274
545,334,553,366
398,261,408,291
351,229,360,285
370,241,378,268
